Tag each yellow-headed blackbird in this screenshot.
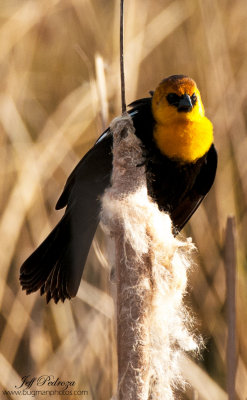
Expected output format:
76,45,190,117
20,75,217,303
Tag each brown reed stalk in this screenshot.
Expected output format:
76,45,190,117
101,4,201,398
101,114,199,400
224,216,237,400
103,115,151,399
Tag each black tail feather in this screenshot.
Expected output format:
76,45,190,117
20,203,100,303
20,214,74,303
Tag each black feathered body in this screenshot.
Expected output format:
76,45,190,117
20,97,217,302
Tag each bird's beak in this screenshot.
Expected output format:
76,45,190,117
177,94,193,112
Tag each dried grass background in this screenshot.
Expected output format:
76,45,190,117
0,0,247,399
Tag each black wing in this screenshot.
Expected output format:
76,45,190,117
171,144,217,232
20,135,113,303
19,96,153,303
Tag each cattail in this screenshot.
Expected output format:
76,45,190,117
101,114,201,399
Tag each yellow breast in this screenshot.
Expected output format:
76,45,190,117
153,117,213,163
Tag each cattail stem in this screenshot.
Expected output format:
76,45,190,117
105,115,151,399
224,216,237,400
116,231,151,399
101,115,199,399
103,6,198,400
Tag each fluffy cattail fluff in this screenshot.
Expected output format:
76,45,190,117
101,114,201,400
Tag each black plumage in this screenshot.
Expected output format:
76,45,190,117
20,95,217,303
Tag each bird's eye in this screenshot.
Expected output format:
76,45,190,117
166,93,180,106
191,93,197,106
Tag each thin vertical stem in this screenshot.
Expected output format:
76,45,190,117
120,0,126,114
224,216,237,400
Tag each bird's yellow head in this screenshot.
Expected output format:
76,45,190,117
152,75,213,163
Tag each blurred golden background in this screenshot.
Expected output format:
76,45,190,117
0,0,247,399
